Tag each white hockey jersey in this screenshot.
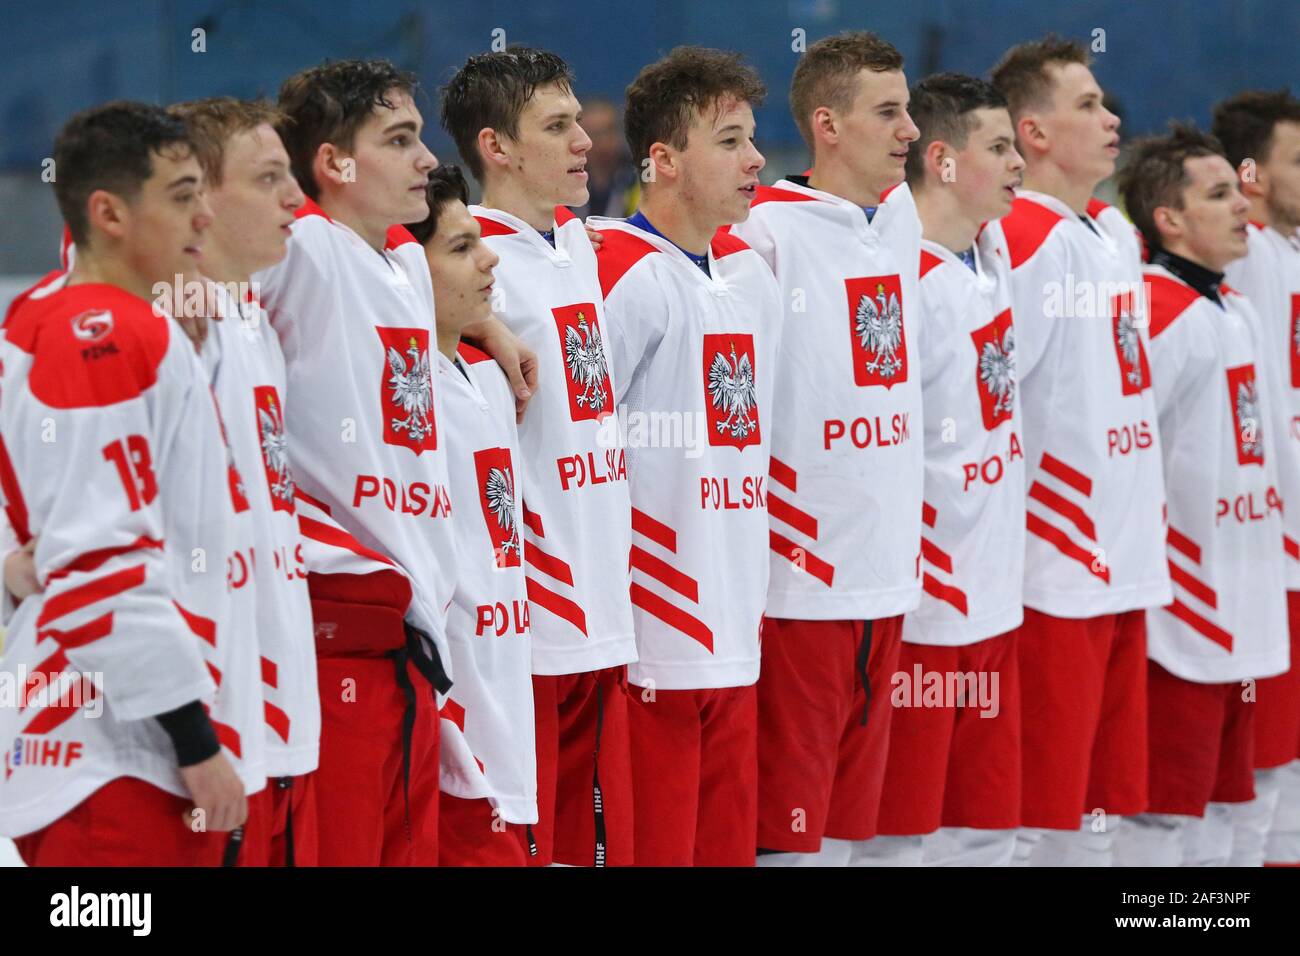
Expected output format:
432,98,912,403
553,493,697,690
1224,222,1300,588
983,194,1171,617
203,287,319,778
902,238,1025,646
469,204,636,676
0,275,256,837
252,200,455,678
593,218,779,690
729,179,924,620
1144,265,1288,682
437,346,536,824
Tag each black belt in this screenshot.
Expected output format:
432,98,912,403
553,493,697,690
278,776,296,867
856,619,874,727
388,623,452,841
222,826,244,867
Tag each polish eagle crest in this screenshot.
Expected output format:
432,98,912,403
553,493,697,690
386,336,435,443
564,311,609,411
855,282,904,378
707,341,759,439
484,465,520,561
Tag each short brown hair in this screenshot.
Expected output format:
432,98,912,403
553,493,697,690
623,46,766,167
53,101,194,248
168,97,286,187
990,34,1090,122
789,31,903,152
1211,88,1300,171
406,165,471,246
905,73,1008,187
1116,122,1226,251
277,58,419,200
441,47,575,181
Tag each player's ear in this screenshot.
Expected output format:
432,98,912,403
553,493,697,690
1017,113,1046,156
646,141,676,184
924,139,948,183
85,188,128,241
1238,160,1267,202
312,141,352,192
477,127,510,173
812,106,837,149
1153,204,1181,245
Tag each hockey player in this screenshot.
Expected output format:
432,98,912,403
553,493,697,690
592,46,779,865
1216,89,1300,866
984,36,1172,866
728,30,923,867
166,98,321,866
440,48,637,866
405,164,539,865
0,102,248,865
855,74,1026,867
251,59,454,866
1112,124,1288,866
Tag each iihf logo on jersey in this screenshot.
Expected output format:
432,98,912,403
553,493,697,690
703,332,761,449
473,447,521,567
1227,364,1265,466
553,303,614,422
1111,290,1151,396
846,275,908,388
1289,294,1300,387
970,308,1016,430
253,385,295,514
377,327,438,454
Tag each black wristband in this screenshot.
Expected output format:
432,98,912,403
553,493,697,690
155,700,221,767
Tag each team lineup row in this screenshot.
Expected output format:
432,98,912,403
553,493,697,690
1,29,1299,868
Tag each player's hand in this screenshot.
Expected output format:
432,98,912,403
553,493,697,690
4,539,41,603
585,224,604,249
464,315,539,423
178,752,248,832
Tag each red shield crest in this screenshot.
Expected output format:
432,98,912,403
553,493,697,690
970,308,1016,431
1112,290,1151,396
703,333,761,450
1227,363,1265,466
377,327,438,454
473,447,521,568
553,302,614,422
846,274,908,388
253,384,295,514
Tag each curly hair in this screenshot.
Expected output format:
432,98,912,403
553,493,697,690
623,46,765,167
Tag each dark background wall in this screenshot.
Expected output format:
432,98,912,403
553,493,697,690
0,0,1293,274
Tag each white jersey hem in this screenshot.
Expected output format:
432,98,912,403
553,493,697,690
530,632,638,676
627,658,759,691
764,583,922,621
1023,580,1173,619
902,603,1025,647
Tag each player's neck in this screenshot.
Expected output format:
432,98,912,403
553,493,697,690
1021,162,1096,216
807,155,890,209
197,243,250,291
316,193,389,252
637,191,713,257
64,248,160,304
914,185,981,255
1159,240,1225,276
436,325,462,361
481,181,556,233
1249,196,1297,235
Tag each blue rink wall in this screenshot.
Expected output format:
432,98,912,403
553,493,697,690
0,0,1293,168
